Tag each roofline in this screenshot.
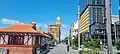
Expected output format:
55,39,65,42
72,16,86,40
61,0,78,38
80,4,105,17
112,15,119,17
48,24,57,26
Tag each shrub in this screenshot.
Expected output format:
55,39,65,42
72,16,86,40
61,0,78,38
84,38,100,49
115,40,120,50
79,48,100,54
72,45,78,50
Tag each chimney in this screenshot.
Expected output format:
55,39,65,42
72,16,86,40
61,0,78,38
31,22,36,30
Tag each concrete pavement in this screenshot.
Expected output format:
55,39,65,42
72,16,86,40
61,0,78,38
48,44,78,54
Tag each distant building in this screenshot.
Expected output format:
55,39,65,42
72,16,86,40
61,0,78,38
111,15,120,40
71,21,78,39
48,15,61,43
111,15,119,24
71,21,78,36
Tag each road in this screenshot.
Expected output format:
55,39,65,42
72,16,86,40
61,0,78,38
48,44,78,54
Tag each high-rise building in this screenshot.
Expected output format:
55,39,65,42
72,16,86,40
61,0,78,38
89,0,105,39
79,0,106,39
48,16,61,43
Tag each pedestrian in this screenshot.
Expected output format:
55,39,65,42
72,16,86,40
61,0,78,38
67,45,69,52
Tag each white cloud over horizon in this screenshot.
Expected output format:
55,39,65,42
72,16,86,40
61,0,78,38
0,18,24,24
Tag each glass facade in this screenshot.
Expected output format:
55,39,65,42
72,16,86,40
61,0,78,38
80,0,105,36
89,0,105,36
90,24,95,35
88,0,105,5
90,6,105,24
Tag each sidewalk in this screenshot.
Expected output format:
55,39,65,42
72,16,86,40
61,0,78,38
69,47,78,54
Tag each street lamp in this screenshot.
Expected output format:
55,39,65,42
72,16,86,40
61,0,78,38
105,0,113,54
77,3,81,51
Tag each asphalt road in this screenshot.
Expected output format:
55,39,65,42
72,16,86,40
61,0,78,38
48,44,78,54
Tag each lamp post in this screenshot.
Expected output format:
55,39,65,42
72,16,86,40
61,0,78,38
77,2,81,51
119,0,120,21
105,0,113,54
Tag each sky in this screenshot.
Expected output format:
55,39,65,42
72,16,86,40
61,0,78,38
0,0,119,40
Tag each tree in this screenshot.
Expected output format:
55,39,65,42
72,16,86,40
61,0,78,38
51,37,57,45
72,36,78,49
63,37,68,44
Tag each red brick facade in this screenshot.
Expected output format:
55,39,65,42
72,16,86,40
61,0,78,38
0,45,33,54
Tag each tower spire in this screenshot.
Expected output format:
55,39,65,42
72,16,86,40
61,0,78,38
56,13,61,25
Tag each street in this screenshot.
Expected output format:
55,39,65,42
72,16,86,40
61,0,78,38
48,44,78,54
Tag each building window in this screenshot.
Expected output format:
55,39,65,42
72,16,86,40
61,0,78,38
92,0,96,4
90,24,95,35
8,36,24,45
97,0,102,5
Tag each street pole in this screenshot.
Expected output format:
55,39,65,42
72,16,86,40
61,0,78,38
118,0,120,21
105,0,113,54
78,1,81,51
114,23,117,41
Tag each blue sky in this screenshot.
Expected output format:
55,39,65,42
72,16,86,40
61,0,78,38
0,0,119,40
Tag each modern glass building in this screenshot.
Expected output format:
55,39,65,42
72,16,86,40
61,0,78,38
89,0,105,39
79,0,106,39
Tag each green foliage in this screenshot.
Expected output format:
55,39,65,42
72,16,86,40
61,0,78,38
72,36,78,47
84,37,100,49
72,45,78,50
79,49,100,54
63,37,68,44
115,40,120,50
51,37,57,44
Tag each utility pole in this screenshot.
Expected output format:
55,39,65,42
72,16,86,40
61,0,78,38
77,0,80,51
118,0,120,21
105,0,113,54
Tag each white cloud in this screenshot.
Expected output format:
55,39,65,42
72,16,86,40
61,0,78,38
0,18,24,24
36,23,49,32
61,24,70,40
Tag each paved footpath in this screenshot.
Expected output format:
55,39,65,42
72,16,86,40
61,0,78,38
48,44,78,54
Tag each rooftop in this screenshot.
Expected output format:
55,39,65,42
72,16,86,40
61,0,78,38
0,24,37,33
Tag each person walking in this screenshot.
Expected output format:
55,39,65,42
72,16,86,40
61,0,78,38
67,45,69,52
